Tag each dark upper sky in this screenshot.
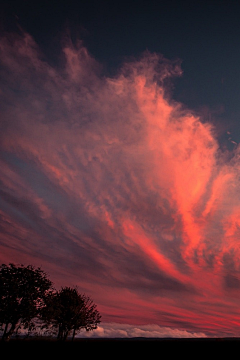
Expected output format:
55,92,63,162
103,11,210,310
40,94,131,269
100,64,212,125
2,0,240,135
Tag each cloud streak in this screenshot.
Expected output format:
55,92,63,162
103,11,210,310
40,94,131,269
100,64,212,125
1,30,240,336
78,323,207,338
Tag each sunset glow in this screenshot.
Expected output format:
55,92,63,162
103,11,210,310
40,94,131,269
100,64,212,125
1,27,240,337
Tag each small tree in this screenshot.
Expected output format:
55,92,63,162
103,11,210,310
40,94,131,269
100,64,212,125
0,263,53,341
41,287,101,341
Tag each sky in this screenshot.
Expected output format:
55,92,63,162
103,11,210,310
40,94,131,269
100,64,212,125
1,0,240,338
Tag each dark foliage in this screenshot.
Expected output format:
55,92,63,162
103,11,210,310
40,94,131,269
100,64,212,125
0,264,101,342
41,287,101,341
0,263,53,341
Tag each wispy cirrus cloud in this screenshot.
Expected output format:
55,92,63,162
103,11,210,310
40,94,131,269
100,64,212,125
1,30,240,336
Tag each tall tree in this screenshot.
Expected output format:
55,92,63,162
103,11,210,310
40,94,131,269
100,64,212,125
0,263,53,341
41,287,101,341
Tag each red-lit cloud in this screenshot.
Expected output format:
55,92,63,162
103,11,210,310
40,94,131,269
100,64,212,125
1,31,240,337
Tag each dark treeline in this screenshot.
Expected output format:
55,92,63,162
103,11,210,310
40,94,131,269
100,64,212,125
0,263,101,341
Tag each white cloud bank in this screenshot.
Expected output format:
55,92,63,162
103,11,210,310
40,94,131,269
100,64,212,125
78,323,207,338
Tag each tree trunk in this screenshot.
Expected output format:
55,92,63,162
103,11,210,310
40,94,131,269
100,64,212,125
2,323,17,341
63,330,69,341
2,323,9,341
72,328,76,342
57,325,63,341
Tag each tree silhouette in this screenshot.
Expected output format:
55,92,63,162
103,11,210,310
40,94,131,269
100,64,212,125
0,263,53,341
41,287,101,341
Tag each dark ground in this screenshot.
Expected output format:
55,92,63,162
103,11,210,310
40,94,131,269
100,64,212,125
1,337,240,355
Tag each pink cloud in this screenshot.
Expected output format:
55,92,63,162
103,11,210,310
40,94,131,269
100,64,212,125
1,30,240,336
78,322,207,338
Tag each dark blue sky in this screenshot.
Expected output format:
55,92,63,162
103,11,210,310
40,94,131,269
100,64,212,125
2,0,240,143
